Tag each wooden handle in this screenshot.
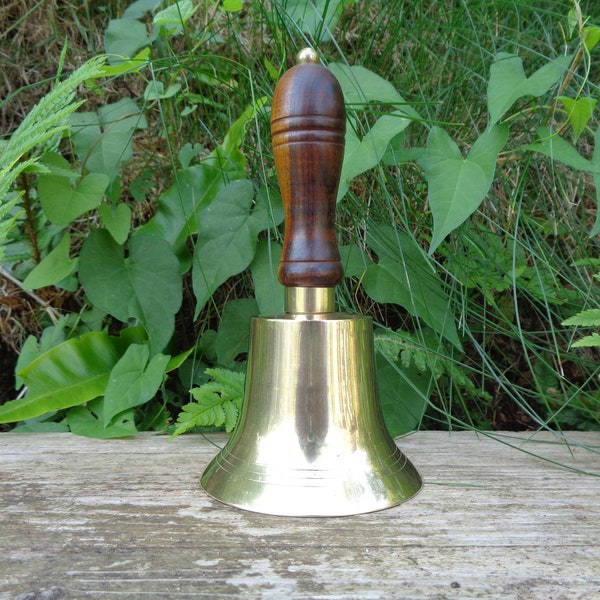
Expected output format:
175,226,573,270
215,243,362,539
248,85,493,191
271,54,346,287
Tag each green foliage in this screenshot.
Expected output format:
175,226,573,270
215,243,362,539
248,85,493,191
563,272,600,348
1,0,599,439
486,53,571,127
0,56,106,192
192,180,283,315
171,368,245,436
419,125,509,253
0,330,132,424
79,231,182,355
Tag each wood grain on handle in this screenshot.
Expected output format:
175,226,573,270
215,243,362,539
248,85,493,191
271,61,346,287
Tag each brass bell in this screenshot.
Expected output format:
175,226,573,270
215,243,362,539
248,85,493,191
201,49,422,516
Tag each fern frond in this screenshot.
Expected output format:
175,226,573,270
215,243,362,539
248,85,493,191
562,309,600,327
375,330,492,402
0,56,106,204
572,333,600,348
0,195,21,262
170,368,245,438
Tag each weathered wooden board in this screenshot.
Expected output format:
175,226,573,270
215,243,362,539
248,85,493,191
0,431,598,599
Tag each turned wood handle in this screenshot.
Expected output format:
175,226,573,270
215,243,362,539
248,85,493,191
271,52,346,287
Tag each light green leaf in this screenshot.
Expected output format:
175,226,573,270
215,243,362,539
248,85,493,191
250,239,284,315
38,167,108,226
276,0,354,42
558,96,597,142
153,0,195,35
124,0,162,19
329,63,420,119
363,226,461,349
171,368,245,437
71,98,147,182
583,25,600,52
0,331,128,424
525,127,600,172
562,309,600,327
79,230,182,354
144,81,182,101
338,112,412,200
104,18,154,65
224,0,243,11
97,48,151,77
419,124,509,253
99,201,131,244
103,344,170,427
22,234,76,290
487,52,571,126
192,180,280,314
572,333,600,348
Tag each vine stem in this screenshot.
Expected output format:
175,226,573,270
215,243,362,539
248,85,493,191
19,171,41,264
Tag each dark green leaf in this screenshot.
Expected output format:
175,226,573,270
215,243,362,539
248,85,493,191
376,351,431,437
67,398,137,438
103,344,170,426
0,331,129,424
216,298,258,368
79,230,182,354
363,226,461,349
250,239,284,315
192,181,281,314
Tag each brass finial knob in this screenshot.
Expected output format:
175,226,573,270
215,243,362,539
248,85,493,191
296,47,319,64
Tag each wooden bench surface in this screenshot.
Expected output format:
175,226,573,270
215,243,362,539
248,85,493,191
1,431,599,599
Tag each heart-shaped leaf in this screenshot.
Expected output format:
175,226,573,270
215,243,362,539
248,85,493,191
139,102,263,265
67,398,137,438
103,344,170,427
419,124,508,253
338,113,411,200
99,201,132,244
192,180,283,315
70,98,147,182
104,18,154,64
558,96,598,142
23,233,76,290
329,64,420,118
79,230,182,354
38,170,108,226
487,52,571,126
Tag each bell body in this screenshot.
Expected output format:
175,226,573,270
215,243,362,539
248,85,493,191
201,309,422,517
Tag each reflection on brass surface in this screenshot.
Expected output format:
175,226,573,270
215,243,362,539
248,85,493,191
201,305,422,517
